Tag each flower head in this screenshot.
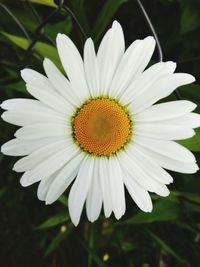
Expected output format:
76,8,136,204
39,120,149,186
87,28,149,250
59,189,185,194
1,21,199,226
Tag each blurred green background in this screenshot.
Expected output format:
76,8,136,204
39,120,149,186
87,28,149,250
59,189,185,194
0,0,200,266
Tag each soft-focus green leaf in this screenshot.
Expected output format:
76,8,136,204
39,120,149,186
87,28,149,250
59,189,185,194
78,237,107,267
2,81,27,94
181,5,200,34
44,224,73,257
1,32,61,69
147,230,191,267
172,191,200,204
121,242,136,252
177,128,200,152
71,0,90,34
58,195,68,206
34,42,61,69
2,32,29,49
179,84,200,112
36,213,69,230
119,198,181,225
30,0,56,7
92,0,128,42
45,18,73,40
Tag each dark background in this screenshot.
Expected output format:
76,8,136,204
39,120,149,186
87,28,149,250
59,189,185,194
0,0,200,267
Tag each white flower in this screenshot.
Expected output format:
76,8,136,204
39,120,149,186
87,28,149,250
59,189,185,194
1,21,200,226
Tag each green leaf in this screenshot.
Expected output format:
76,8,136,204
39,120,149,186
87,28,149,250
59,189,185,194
71,0,90,34
30,0,56,7
181,4,200,34
44,224,73,257
78,237,107,267
45,18,73,40
92,0,128,42
121,242,136,252
147,230,191,267
172,191,200,204
2,81,27,94
36,213,69,230
119,198,181,225
2,32,62,69
34,42,61,69
2,32,29,50
57,195,68,206
179,84,200,112
177,128,200,152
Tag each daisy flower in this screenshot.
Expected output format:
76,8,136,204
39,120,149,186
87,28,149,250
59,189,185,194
1,21,200,226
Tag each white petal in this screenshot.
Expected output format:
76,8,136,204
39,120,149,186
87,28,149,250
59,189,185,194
84,38,100,97
86,159,102,222
134,123,195,140
26,85,73,115
68,156,94,226
109,36,155,98
127,144,173,184
56,34,89,102
21,68,47,86
133,37,156,76
99,157,112,218
1,98,47,111
13,139,69,172
123,172,153,212
21,69,72,115
46,153,85,204
15,123,69,140
136,145,199,174
130,73,195,114
108,156,126,219
43,58,79,107
97,21,125,95
1,137,61,156
120,61,176,104
1,98,65,118
119,151,170,196
1,110,67,127
20,144,78,187
157,113,200,128
37,171,59,201
134,100,197,122
134,136,196,163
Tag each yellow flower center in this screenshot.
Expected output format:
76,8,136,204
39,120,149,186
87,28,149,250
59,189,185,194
72,98,132,156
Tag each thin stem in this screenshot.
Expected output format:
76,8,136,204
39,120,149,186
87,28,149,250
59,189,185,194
0,3,31,42
135,0,163,62
174,90,182,100
25,0,42,23
26,0,55,45
134,0,182,100
88,224,94,267
62,4,87,39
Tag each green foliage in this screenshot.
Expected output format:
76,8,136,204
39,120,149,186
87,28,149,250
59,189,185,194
35,213,69,230
2,32,62,69
0,0,200,267
178,129,200,152
119,198,181,225
147,231,191,266
30,0,56,7
180,2,200,34
91,0,128,42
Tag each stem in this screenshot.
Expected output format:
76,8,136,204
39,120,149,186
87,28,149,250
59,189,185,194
88,224,94,267
0,3,31,42
62,4,87,39
135,0,163,62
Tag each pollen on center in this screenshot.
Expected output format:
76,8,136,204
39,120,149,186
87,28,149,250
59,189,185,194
72,98,132,156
